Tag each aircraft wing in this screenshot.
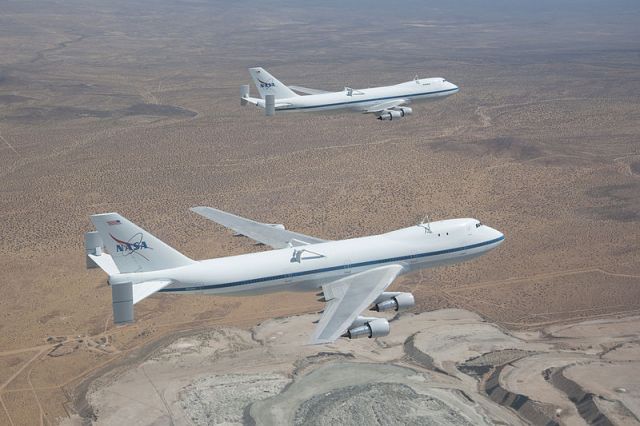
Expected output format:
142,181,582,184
288,85,330,95
191,206,326,249
362,99,410,114
310,264,404,344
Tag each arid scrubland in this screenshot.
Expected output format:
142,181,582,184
0,0,638,423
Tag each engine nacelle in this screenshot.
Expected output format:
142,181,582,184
372,292,415,312
377,107,412,121
346,318,390,339
378,110,402,121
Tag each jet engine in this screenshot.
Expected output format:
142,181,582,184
371,292,415,312
377,107,412,121
346,317,390,339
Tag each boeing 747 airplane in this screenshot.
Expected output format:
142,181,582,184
241,67,459,120
85,207,503,344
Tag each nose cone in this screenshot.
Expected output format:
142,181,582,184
487,226,505,245
448,81,459,94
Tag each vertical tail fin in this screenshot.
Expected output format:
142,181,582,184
90,213,194,274
249,67,298,100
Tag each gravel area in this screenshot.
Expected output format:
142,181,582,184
179,373,290,425
294,382,475,426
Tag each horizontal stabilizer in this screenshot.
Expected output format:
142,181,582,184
111,279,172,325
242,96,262,106
133,280,172,304
88,253,120,275
288,85,329,95
241,96,292,110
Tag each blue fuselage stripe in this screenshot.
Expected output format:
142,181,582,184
160,235,504,293
277,87,458,111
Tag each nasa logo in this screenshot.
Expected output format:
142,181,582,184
110,233,152,260
257,78,276,89
115,241,149,252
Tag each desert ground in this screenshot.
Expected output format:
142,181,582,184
69,310,640,426
0,0,639,424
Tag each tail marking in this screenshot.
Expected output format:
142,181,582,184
109,233,152,260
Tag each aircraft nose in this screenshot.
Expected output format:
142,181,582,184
450,82,459,92
489,227,504,243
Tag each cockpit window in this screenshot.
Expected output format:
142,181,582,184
475,222,482,228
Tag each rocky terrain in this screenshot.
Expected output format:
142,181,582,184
65,310,640,425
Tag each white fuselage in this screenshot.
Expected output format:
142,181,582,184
259,78,458,113
109,219,503,296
